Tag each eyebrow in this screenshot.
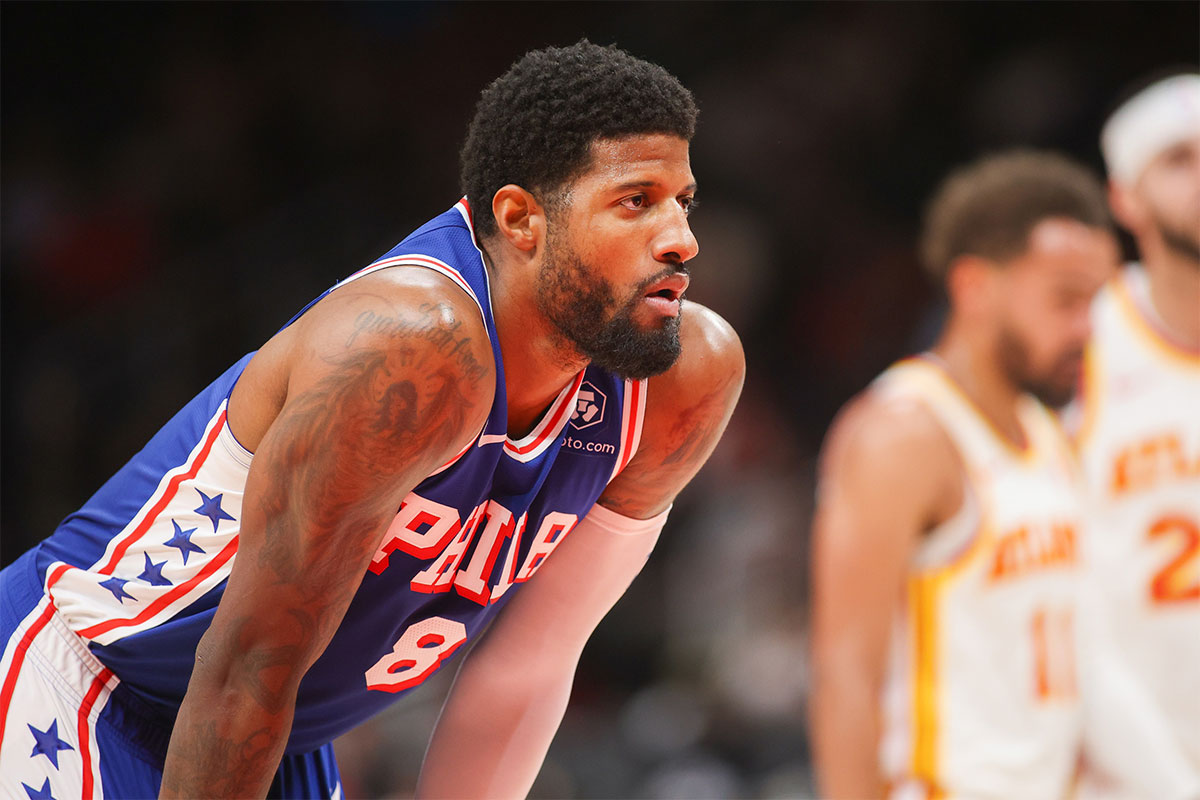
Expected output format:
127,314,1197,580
612,179,699,193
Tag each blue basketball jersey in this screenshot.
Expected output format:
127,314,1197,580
18,199,647,754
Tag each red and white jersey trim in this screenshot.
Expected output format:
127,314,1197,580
342,198,493,331
425,424,487,478
452,197,495,306
610,379,648,482
504,371,587,463
93,406,233,576
453,197,474,227
47,402,250,647
344,253,486,326
455,373,643,470
431,368,593,472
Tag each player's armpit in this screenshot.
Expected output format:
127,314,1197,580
809,391,960,800
160,270,495,799
598,302,745,519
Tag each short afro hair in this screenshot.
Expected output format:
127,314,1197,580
460,40,698,238
920,150,1111,282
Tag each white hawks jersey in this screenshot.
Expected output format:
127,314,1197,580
1074,265,1200,793
875,356,1084,800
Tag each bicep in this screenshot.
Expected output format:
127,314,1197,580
205,283,494,680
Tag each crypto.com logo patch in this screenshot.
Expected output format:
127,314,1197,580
569,381,607,430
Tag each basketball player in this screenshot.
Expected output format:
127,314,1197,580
0,41,744,798
810,151,1119,799
1074,73,1200,799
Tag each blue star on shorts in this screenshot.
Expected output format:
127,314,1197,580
29,718,74,768
163,519,205,564
98,576,136,604
194,489,236,532
22,778,56,800
137,551,173,587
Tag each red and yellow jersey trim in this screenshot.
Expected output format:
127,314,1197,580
905,518,994,798
1111,274,1200,370
1072,341,1104,451
903,355,1038,466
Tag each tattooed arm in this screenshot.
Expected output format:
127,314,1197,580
159,269,495,799
417,303,744,798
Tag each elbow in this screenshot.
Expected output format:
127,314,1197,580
187,619,310,717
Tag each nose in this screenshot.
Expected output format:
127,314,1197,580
654,204,699,264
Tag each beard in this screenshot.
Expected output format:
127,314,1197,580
996,324,1082,409
536,235,684,380
1154,209,1200,264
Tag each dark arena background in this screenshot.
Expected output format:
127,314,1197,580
3,3,1196,797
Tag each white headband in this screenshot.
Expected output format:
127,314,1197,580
1101,74,1200,185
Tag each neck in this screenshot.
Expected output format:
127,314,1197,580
931,318,1027,447
1140,243,1200,348
480,239,588,439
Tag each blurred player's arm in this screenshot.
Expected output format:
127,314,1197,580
417,304,743,799
159,271,495,799
810,393,959,800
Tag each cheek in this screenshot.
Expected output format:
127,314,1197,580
1012,310,1054,359
575,215,629,253
1040,306,1089,361
1005,293,1071,361
1149,171,1200,220
575,235,637,285
1000,278,1044,328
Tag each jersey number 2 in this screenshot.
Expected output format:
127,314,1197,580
1148,515,1200,605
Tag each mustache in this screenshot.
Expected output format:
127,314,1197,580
634,264,690,294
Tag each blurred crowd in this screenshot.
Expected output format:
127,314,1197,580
3,3,1196,797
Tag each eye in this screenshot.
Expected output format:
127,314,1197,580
680,196,699,215
620,194,647,210
1161,141,1197,169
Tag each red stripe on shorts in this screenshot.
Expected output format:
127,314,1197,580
0,566,68,746
78,666,114,799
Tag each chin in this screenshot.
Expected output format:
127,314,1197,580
1028,379,1077,409
609,346,682,381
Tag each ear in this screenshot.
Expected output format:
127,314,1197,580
491,185,546,253
1107,180,1147,235
945,254,997,317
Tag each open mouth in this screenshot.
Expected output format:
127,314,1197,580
642,273,690,303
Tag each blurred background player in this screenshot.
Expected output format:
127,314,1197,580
810,151,1117,799
1074,73,1200,799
